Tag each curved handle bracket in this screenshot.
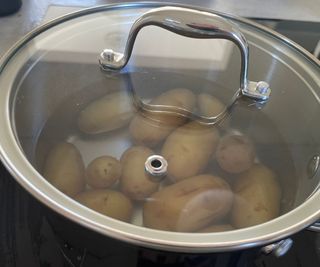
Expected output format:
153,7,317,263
99,7,271,123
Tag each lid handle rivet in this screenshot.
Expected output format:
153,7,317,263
256,81,270,94
242,80,271,101
101,49,115,62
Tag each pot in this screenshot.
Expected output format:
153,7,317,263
0,2,319,253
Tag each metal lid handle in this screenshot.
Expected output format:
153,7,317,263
99,6,271,123
101,6,250,87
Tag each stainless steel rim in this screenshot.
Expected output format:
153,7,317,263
0,2,320,253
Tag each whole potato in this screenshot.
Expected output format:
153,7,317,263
231,164,281,228
86,156,121,189
77,91,133,134
129,88,196,147
43,142,85,197
75,189,133,222
161,121,220,182
198,93,226,117
197,93,230,128
198,224,234,233
216,134,255,174
143,174,233,232
120,146,160,200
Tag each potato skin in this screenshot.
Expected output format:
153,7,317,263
231,164,281,228
75,189,133,222
198,224,234,233
43,142,85,197
86,156,121,189
129,88,196,147
161,122,220,182
198,93,226,117
143,174,233,232
198,93,230,128
120,146,160,200
216,134,255,174
78,91,133,134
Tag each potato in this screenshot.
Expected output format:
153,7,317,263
161,121,220,182
198,93,230,128
75,189,132,222
120,146,160,200
198,224,234,233
216,134,255,174
143,174,233,232
77,91,133,134
43,142,85,197
231,164,281,228
198,93,226,117
86,156,121,189
129,88,196,147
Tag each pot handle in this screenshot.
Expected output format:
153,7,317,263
99,6,271,123
308,221,320,232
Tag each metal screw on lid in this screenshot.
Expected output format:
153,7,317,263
242,80,271,101
100,49,115,62
145,155,168,182
256,81,270,94
99,49,125,70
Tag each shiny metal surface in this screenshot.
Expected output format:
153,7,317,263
0,2,320,253
242,81,271,101
99,6,249,90
261,238,293,257
273,239,294,257
261,243,277,254
145,155,168,182
99,6,270,124
309,222,320,232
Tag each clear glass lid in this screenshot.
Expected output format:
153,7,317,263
1,4,319,234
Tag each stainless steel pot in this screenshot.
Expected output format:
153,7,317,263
0,2,320,253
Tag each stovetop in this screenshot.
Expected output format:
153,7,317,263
1,161,320,267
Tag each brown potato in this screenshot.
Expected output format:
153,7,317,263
143,174,233,232
129,88,196,147
216,134,255,174
198,224,234,233
77,91,133,134
161,121,220,182
231,164,281,228
120,146,160,200
86,156,121,189
75,189,133,222
43,142,85,197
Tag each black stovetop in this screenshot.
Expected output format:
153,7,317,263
1,161,320,267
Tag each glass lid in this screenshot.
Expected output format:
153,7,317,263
1,3,320,236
